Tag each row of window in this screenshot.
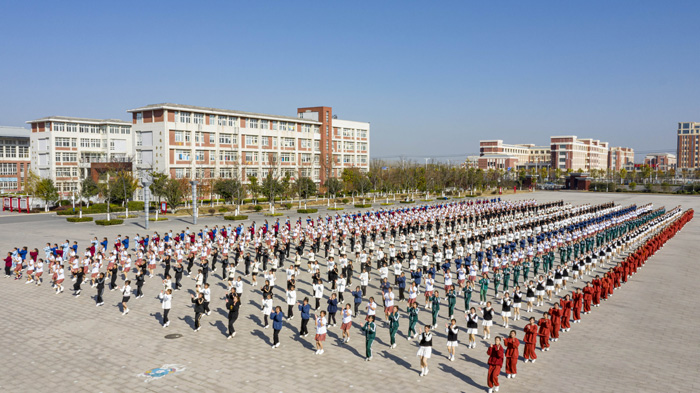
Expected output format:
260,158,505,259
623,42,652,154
0,181,18,190
55,152,78,162
0,163,19,175
173,166,322,180
55,167,79,177
170,111,320,133
0,146,29,159
51,122,130,134
337,128,368,139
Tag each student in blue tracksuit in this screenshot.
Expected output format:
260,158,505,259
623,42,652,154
270,306,285,348
297,298,311,337
351,286,363,316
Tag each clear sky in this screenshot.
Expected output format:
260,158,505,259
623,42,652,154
1,1,698,162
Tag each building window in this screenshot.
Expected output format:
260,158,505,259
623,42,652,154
248,119,258,129
245,168,258,178
302,124,311,133
195,150,205,161
262,137,269,147
219,133,232,144
54,122,65,132
280,152,294,162
136,112,143,123
300,139,311,149
208,133,215,144
260,120,268,130
301,153,311,163
282,138,295,148
245,135,258,145
175,150,190,161
179,112,191,123
244,151,258,163
66,123,77,132
272,121,278,130
228,116,237,127
193,113,204,124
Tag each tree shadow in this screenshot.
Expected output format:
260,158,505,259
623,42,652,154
440,363,485,390
460,352,487,368
251,329,271,345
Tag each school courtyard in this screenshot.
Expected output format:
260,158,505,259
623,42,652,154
0,191,698,393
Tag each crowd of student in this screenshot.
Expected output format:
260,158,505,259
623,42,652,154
3,197,693,391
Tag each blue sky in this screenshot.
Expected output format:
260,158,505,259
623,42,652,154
1,1,698,161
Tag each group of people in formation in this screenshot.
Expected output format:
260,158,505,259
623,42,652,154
3,196,693,392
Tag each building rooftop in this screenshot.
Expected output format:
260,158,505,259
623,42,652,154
127,103,321,124
0,126,31,138
26,116,131,125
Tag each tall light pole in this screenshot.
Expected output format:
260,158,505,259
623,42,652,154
142,175,152,230
191,180,198,225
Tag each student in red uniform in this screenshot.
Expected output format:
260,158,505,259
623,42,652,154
486,336,504,393
537,312,551,351
503,330,520,378
572,288,583,323
560,294,573,332
582,283,593,314
548,303,562,342
523,317,538,362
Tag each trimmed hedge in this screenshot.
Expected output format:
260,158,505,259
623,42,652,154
66,217,94,223
253,205,263,212
283,203,293,209
400,200,415,204
354,204,372,208
328,207,344,211
149,217,168,221
95,219,124,226
224,215,249,221
57,203,125,215
264,212,283,217
297,208,318,214
380,202,393,206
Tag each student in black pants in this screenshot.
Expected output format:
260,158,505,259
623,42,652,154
163,253,171,280
73,269,84,297
95,272,105,306
109,264,118,290
134,270,145,298
173,262,183,290
226,292,240,339
191,293,204,332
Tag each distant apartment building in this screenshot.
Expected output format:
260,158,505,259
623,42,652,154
478,140,550,170
128,104,369,196
550,136,609,171
0,126,31,193
27,117,133,197
644,153,677,171
608,146,635,171
677,122,700,169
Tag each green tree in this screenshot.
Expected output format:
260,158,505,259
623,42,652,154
214,178,242,205
35,178,59,212
162,178,188,213
23,169,41,195
108,170,138,204
149,171,169,204
247,176,260,202
295,177,317,200
80,177,99,208
324,177,343,197
261,173,285,204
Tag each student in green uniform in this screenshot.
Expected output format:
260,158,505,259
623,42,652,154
446,287,457,318
513,262,521,287
493,269,502,297
389,306,399,348
362,315,376,361
559,247,567,265
463,281,473,310
533,255,540,276
548,251,555,271
502,266,511,292
430,290,441,328
407,302,419,339
479,274,490,305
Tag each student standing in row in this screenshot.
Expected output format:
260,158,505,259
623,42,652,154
445,319,459,361
159,288,172,327
314,311,328,354
417,325,433,376
487,336,504,393
118,280,131,315
388,305,399,348
362,315,376,361
191,292,204,332
226,291,240,339
270,306,284,348
298,298,311,337
340,304,353,343
523,317,538,362
94,272,105,306
503,330,520,378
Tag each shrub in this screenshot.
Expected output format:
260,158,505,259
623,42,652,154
354,204,372,208
117,214,138,219
218,207,230,212
224,215,249,220
328,207,344,211
207,208,216,214
242,198,253,204
258,197,269,202
149,217,168,221
253,205,263,212
127,201,145,210
629,181,637,189
283,203,293,209
264,212,283,217
298,208,318,214
399,200,415,204
95,219,124,226
66,217,93,223
380,202,393,206
342,198,349,204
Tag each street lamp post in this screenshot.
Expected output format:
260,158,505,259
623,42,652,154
142,177,152,230
190,180,199,225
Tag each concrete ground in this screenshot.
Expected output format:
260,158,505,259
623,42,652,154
0,191,697,393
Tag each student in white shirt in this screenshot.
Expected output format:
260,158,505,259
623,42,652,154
158,288,172,327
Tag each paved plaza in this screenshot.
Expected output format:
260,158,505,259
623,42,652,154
0,191,698,393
